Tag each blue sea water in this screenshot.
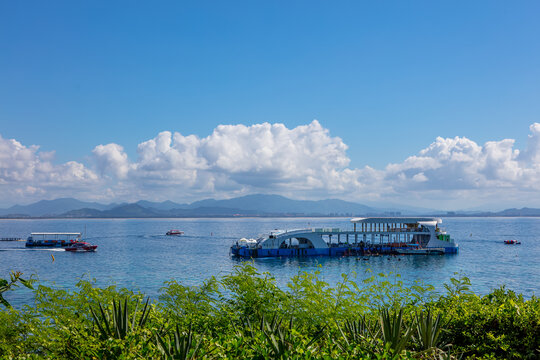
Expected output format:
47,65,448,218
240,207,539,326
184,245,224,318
1,217,539,306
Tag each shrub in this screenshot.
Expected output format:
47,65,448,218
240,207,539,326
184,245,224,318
0,265,537,359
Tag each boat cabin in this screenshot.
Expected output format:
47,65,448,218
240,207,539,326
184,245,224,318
26,232,82,247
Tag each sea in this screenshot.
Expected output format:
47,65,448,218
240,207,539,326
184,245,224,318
1,217,539,307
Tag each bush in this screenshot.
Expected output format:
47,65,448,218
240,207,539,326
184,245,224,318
0,264,538,359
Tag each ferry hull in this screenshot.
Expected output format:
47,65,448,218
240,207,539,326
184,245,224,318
231,245,458,258
25,241,74,248
232,247,351,258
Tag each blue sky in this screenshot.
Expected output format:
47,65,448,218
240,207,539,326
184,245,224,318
1,1,540,209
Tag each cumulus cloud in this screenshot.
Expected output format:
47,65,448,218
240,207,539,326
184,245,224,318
92,120,360,196
384,125,540,199
4,121,540,208
0,134,98,205
93,143,130,179
519,123,540,165
200,121,351,190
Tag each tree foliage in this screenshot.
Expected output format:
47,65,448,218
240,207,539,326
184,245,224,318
0,264,538,359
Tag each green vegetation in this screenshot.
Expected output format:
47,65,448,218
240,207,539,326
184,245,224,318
0,264,539,359
0,271,34,308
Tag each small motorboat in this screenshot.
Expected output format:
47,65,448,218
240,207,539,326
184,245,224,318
166,230,184,236
65,242,97,252
504,239,521,245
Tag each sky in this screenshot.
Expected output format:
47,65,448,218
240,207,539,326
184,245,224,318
1,1,540,210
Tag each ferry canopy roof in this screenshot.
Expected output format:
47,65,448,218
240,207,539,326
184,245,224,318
350,217,441,224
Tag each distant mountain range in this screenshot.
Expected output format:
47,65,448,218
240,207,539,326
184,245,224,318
0,194,399,218
473,207,540,217
0,198,117,217
1,195,540,218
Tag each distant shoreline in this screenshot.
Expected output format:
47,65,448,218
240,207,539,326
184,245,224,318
3,195,540,219
3,214,540,220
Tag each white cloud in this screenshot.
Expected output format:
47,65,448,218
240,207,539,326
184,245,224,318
3,121,540,209
519,123,540,165
93,143,130,179
0,134,98,205
199,121,351,190
381,125,540,206
92,120,358,197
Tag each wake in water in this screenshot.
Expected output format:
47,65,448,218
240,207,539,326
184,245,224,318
0,248,66,252
127,234,239,240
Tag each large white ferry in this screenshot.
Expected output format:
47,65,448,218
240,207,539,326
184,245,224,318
231,217,458,258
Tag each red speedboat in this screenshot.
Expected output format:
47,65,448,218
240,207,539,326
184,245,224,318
166,230,184,236
504,239,521,245
65,242,97,252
